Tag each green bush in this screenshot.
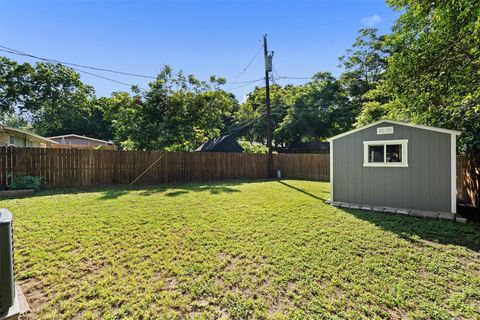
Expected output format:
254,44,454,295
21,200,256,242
238,140,269,154
7,173,42,191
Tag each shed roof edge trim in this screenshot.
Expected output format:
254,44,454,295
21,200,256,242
327,119,461,142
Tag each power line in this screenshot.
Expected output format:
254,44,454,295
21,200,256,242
71,67,148,90
0,45,157,79
276,76,313,80
233,44,263,81
0,48,148,90
221,106,356,139
226,78,264,85
0,45,265,90
221,100,265,130
228,81,263,91
271,62,314,81
272,64,281,79
220,106,266,134
226,116,265,136
220,113,267,137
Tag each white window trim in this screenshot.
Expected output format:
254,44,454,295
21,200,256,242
363,139,408,167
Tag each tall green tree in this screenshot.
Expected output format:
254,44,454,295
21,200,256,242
235,84,295,145
275,72,356,145
0,56,34,114
0,57,113,139
236,73,356,147
107,66,238,151
339,28,388,105
359,0,480,155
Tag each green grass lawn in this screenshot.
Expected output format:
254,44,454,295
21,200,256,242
3,180,480,319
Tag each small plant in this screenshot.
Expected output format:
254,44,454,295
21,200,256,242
7,173,42,192
238,140,269,154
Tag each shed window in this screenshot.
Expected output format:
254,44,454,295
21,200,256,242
363,140,408,167
368,145,384,162
386,144,402,162
8,135,15,146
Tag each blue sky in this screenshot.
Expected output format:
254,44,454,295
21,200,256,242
0,0,398,100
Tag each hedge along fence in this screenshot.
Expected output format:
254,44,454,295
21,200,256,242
457,155,480,208
0,147,330,188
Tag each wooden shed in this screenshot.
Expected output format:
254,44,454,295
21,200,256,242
328,120,461,217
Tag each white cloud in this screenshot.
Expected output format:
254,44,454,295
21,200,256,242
360,14,382,27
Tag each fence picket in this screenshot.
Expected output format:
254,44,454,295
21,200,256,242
0,148,332,188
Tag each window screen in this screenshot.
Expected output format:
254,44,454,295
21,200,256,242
368,145,384,163
386,144,402,162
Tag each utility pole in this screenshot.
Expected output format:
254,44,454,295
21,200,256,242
264,34,273,177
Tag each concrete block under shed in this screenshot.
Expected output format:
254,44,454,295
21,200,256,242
329,201,462,222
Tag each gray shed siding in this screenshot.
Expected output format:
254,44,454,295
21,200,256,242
332,122,452,212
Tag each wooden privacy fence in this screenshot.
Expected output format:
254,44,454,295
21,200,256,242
457,155,480,208
1,146,479,206
0,147,329,188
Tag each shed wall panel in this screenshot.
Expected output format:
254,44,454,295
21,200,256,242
332,122,452,212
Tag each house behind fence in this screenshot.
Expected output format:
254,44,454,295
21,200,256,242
48,134,117,150
0,125,56,148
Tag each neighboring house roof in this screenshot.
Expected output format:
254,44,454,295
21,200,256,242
0,125,58,144
196,133,244,152
47,134,114,145
327,119,461,142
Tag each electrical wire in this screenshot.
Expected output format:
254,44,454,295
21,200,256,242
270,73,277,86
226,78,264,85
276,76,313,80
228,81,263,91
233,44,263,81
0,47,149,90
0,45,265,90
272,65,281,79
0,45,157,79
70,67,148,91
220,113,267,137
220,110,264,135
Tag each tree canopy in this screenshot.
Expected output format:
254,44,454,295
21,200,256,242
101,66,238,151
358,0,480,155
1,1,479,155
0,57,112,139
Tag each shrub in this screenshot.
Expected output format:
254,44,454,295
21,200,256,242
238,140,269,154
7,173,42,192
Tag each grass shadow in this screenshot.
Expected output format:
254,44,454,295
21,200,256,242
276,180,327,201
164,190,189,197
140,182,243,197
339,207,480,252
0,179,267,201
94,179,260,199
98,189,131,200
0,179,301,202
